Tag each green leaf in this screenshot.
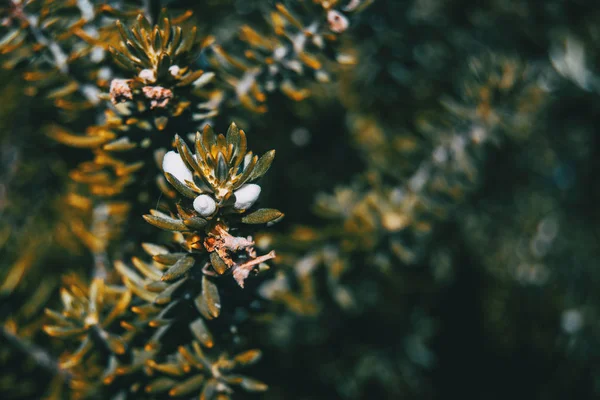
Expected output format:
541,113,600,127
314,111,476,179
169,375,205,397
226,122,241,149
235,153,258,187
216,152,228,182
190,318,213,347
141,243,169,256
152,27,163,53
157,9,169,32
116,20,136,46
125,39,149,64
105,333,126,354
148,361,185,376
200,378,217,400
174,134,200,172
194,292,212,320
143,214,188,231
183,216,208,230
240,377,268,392
136,14,152,34
175,69,204,87
242,208,284,224
103,137,137,151
157,52,171,78
145,377,177,394
164,172,197,198
145,281,169,293
200,124,216,154
154,116,169,131
202,276,221,318
161,256,195,281
176,26,197,57
131,257,162,281
233,349,262,366
210,252,228,275
169,26,182,53
43,325,86,338
249,150,275,181
109,46,135,71
232,128,248,170
153,252,187,265
154,278,186,305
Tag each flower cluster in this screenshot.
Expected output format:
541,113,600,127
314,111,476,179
108,11,211,124
152,122,282,287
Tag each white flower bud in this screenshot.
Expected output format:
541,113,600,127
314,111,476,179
139,68,156,83
233,184,261,210
162,151,193,183
169,65,181,77
193,194,217,217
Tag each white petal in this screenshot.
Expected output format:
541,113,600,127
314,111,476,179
163,151,193,183
233,184,261,210
193,194,217,217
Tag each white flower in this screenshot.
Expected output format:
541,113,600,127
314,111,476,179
139,68,156,83
193,194,217,217
163,151,193,183
233,184,261,210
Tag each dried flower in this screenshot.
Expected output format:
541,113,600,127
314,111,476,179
327,10,349,33
142,85,173,109
109,78,133,104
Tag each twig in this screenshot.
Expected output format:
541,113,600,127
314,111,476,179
0,326,72,382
